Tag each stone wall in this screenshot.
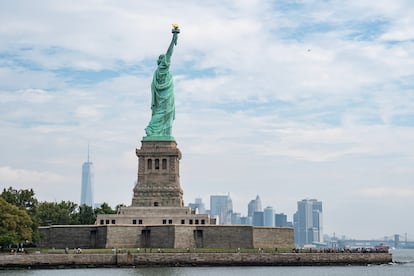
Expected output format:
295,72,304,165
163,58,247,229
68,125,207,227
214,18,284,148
96,206,211,226
37,226,101,249
199,225,253,248
120,252,391,266
174,226,196,248
145,226,176,248
253,227,294,249
132,140,183,207
106,225,143,248
38,225,294,249
0,252,392,268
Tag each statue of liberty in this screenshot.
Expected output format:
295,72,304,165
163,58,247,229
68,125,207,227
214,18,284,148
144,25,180,141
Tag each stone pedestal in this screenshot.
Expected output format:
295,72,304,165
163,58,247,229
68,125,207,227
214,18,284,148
131,140,184,207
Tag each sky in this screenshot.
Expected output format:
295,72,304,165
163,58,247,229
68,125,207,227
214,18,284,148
1,0,414,240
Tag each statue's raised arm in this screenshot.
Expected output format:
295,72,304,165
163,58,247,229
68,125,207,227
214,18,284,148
166,25,179,62
144,25,180,141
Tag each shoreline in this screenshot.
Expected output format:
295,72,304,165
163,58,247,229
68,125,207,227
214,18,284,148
0,252,392,269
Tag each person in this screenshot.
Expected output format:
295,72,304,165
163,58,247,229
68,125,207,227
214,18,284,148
144,27,179,139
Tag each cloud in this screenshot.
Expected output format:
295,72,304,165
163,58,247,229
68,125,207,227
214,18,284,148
357,186,414,199
0,88,55,104
1,0,414,239
75,105,103,120
0,166,64,188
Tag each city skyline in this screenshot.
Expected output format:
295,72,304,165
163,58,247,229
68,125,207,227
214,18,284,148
189,195,292,231
1,1,414,240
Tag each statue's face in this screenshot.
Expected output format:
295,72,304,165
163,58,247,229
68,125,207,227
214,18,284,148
158,54,165,65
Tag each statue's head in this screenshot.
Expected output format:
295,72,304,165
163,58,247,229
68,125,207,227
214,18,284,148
157,54,165,65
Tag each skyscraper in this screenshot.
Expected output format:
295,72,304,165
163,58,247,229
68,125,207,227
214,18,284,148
240,216,252,225
255,195,262,212
231,212,241,224
275,213,288,227
80,146,94,207
264,206,275,226
189,197,206,214
248,200,256,218
253,211,264,226
293,199,323,247
248,195,262,219
210,195,233,224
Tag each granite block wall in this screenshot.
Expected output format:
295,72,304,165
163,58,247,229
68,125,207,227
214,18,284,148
106,225,143,248
253,227,294,249
37,226,101,249
0,253,392,268
38,225,294,249
198,225,253,248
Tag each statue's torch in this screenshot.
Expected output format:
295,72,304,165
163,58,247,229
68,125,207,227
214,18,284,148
172,24,180,45
172,23,180,34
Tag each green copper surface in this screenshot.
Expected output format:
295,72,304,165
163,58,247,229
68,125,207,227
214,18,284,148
142,135,175,141
144,28,179,141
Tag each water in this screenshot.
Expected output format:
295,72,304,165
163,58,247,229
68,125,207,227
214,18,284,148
1,249,413,276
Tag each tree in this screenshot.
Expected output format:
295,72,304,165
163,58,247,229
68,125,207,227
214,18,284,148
37,201,79,226
77,204,96,225
1,187,38,217
0,197,33,246
94,202,116,215
1,187,39,242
